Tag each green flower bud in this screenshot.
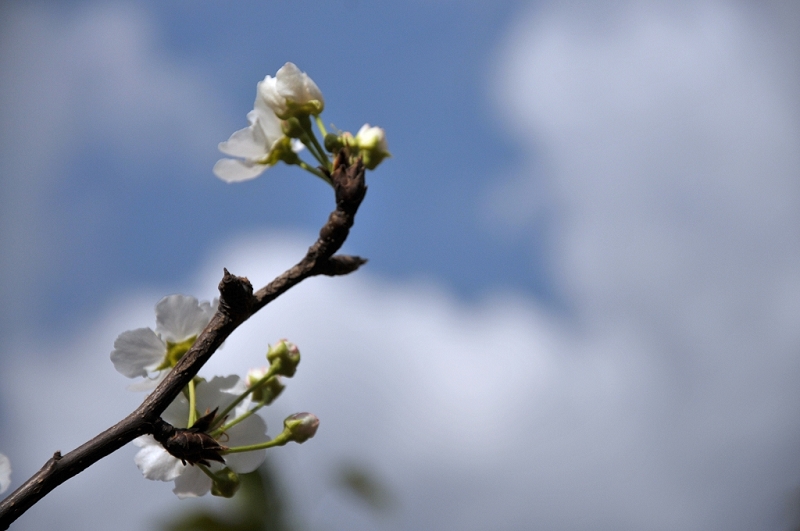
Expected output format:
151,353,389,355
210,467,241,498
266,339,301,377
281,117,305,139
324,132,344,153
247,368,285,404
283,412,319,443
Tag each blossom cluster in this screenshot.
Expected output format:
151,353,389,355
104,62,385,502
111,294,317,498
213,62,390,184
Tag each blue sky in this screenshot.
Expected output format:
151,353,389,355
0,0,548,339
4,1,800,530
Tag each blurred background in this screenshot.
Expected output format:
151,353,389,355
3,0,800,529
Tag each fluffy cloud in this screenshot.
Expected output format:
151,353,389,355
5,1,800,530
488,0,800,528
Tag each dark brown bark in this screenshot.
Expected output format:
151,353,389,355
0,157,367,529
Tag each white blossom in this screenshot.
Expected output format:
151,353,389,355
354,124,391,170
133,376,268,498
212,93,289,183
259,62,324,119
111,294,216,389
0,453,11,494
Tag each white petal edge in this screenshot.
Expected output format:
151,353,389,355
213,158,269,183
258,75,287,118
0,453,11,494
218,123,268,159
276,62,324,106
161,388,191,428
110,328,165,378
126,370,167,392
224,414,268,474
133,436,185,481
173,465,212,498
155,294,211,343
194,375,242,415
199,299,218,324
251,104,284,144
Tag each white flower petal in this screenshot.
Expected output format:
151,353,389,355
194,375,241,415
155,294,211,343
199,299,218,324
133,436,185,481
251,103,283,144
110,328,165,378
172,465,212,499
276,62,324,108
161,391,191,427
218,123,269,160
125,370,167,392
213,158,269,183
257,75,286,118
224,414,268,474
0,453,11,494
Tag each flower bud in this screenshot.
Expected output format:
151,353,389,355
266,339,301,377
281,117,305,139
354,124,390,170
247,368,285,404
210,467,241,498
283,412,320,443
260,62,324,119
324,132,344,153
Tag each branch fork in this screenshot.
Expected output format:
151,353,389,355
0,158,368,530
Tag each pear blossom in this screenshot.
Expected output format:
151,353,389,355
354,124,391,170
133,376,268,498
111,294,216,389
212,91,294,183
259,62,324,119
213,62,321,184
0,453,11,494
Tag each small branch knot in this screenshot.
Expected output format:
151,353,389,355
320,255,368,276
151,411,226,467
218,268,254,320
331,151,367,211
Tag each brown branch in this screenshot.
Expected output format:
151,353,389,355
0,154,367,529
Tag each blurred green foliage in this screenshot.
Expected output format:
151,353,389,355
161,459,292,531
160,458,397,530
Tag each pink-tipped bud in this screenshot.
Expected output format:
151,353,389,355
267,339,301,377
284,412,320,443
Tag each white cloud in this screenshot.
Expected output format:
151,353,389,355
0,232,570,531
5,1,800,530
3,219,800,529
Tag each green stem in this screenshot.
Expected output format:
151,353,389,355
297,115,330,170
315,115,328,137
197,463,216,480
211,366,278,431
298,160,332,185
187,379,197,427
223,431,291,454
211,394,268,438
300,133,328,167
307,130,330,171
